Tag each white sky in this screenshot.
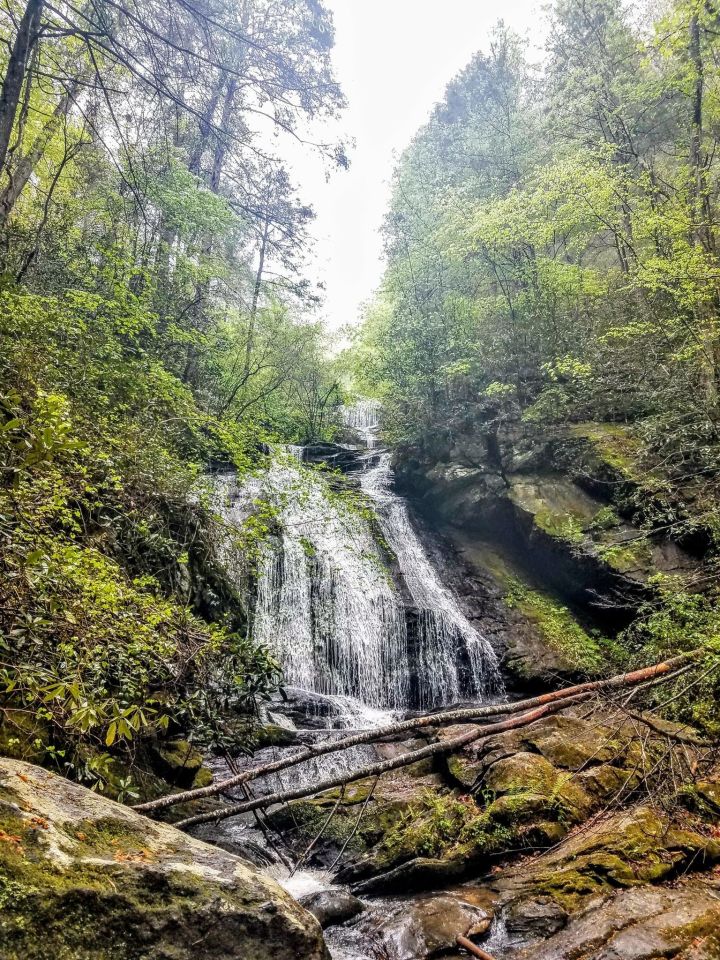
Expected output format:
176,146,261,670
288,0,545,331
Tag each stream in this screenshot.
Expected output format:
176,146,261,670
211,402,510,959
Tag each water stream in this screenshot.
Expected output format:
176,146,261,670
214,401,504,958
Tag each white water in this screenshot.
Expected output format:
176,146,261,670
218,403,500,714
221,455,410,710
340,399,382,449
350,405,501,707
212,407,504,960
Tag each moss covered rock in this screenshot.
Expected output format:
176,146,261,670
0,758,328,960
497,805,720,923
148,738,212,789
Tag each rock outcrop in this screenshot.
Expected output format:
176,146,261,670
393,415,701,685
516,880,720,960
0,758,328,960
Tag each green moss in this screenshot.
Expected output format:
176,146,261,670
588,505,621,531
61,817,150,857
252,723,298,749
505,579,605,672
598,539,653,574
534,509,586,544
569,422,642,478
522,806,720,915
191,766,213,789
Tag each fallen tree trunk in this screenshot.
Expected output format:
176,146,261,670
135,652,699,816
172,692,605,829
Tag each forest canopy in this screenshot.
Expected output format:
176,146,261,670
351,0,720,530
0,0,345,784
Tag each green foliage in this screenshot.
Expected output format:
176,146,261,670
0,0,348,783
351,0,720,544
505,579,607,673
621,577,720,733
0,282,285,777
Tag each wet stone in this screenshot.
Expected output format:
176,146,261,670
298,889,365,928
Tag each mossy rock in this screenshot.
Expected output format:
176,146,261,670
481,751,594,824
0,757,328,960
439,725,485,789
253,724,298,749
149,739,205,788
506,805,720,916
504,580,605,674
568,422,643,481
512,879,720,959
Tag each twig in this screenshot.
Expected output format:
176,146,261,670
327,775,380,872
290,785,345,877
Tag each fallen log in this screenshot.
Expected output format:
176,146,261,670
173,693,592,829
134,652,699,816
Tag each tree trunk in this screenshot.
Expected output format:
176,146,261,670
0,80,77,230
134,651,698,816
241,216,269,385
0,0,44,177
174,696,589,830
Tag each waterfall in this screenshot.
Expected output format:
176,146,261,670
220,456,410,711
342,400,501,707
341,398,382,449
218,401,500,718
360,452,500,706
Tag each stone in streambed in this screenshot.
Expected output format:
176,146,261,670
299,889,364,928
515,881,720,960
492,803,720,931
368,892,493,960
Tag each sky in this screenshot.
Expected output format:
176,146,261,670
289,0,544,332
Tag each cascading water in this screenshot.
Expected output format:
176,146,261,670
221,455,410,711
360,451,500,705
219,402,500,716
341,398,382,448
211,406,504,960
347,402,501,708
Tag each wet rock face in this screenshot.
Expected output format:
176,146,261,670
0,758,329,960
395,417,699,662
301,442,363,472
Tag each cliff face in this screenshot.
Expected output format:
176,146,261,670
392,412,702,688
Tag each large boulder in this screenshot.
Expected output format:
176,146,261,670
0,758,328,960
492,804,720,942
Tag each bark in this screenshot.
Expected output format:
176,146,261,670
243,216,269,378
134,651,699,816
0,81,79,231
0,0,44,177
457,935,497,960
